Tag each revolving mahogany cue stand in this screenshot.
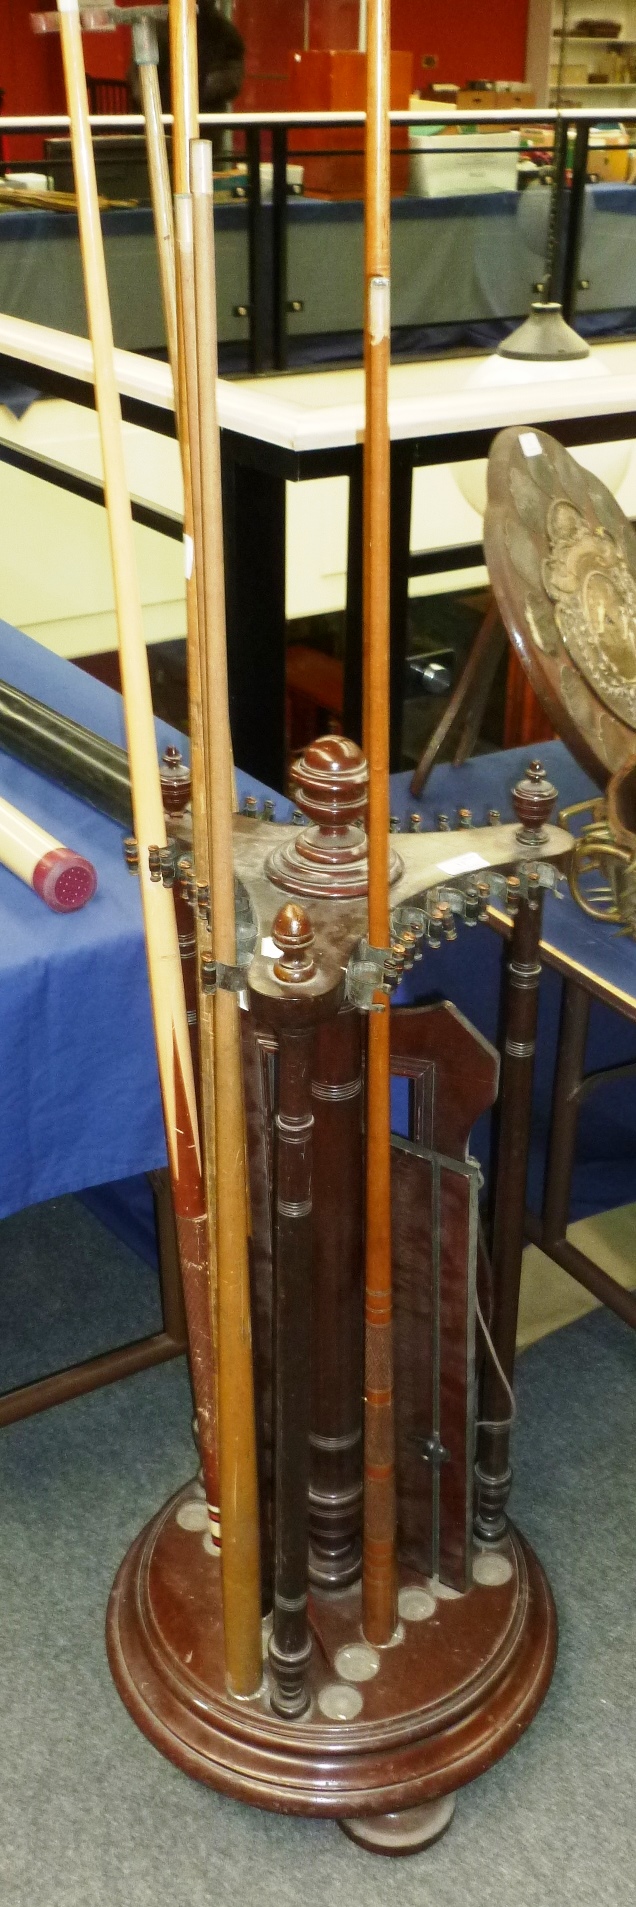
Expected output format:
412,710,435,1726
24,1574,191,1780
108,734,565,1851
49,0,562,1849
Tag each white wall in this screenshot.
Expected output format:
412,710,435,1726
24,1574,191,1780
2,394,635,654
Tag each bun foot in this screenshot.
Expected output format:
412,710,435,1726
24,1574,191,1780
340,1792,456,1855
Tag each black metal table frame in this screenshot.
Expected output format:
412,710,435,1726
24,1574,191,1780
2,366,636,789
219,403,636,791
3,104,636,782
0,104,604,379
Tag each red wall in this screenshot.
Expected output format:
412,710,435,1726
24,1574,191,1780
0,0,131,155
0,0,530,131
234,0,530,110
392,0,529,89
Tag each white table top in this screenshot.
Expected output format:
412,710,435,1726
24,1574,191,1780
2,313,636,456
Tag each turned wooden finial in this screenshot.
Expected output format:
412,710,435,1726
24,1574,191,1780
272,901,316,984
512,760,557,846
291,735,369,834
267,734,402,897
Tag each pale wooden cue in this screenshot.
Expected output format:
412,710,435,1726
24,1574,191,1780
168,0,208,850
169,0,238,805
53,0,220,1526
361,0,398,1647
191,137,262,1699
174,191,208,759
132,13,179,392
168,0,222,1541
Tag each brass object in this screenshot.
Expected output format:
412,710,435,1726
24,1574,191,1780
484,426,636,787
542,499,636,732
560,754,636,934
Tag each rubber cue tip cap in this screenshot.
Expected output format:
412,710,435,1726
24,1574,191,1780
32,847,98,912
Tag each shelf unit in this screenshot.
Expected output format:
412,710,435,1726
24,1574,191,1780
527,0,636,106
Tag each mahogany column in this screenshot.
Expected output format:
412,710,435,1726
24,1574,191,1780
267,736,394,1597
249,901,344,1718
270,1008,315,1714
475,763,555,1543
309,1008,364,1590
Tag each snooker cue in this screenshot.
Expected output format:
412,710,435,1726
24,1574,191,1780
191,138,262,1699
168,0,222,1541
361,0,398,1646
33,7,178,390
132,12,179,393
0,791,96,911
53,0,221,1535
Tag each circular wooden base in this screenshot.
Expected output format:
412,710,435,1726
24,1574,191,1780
106,1481,557,1841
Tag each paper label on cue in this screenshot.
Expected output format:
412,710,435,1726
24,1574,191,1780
369,276,390,344
183,533,194,580
261,936,278,957
437,851,490,875
519,431,542,459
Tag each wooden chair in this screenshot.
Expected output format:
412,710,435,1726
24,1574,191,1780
0,1170,187,1427
410,597,554,799
86,75,131,118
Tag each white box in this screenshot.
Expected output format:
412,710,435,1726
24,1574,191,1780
409,131,521,197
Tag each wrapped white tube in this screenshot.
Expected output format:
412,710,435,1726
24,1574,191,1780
0,792,97,911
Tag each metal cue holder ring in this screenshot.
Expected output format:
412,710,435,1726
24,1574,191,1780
0,791,97,910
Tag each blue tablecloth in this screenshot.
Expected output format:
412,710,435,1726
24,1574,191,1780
1,618,635,1255
0,619,290,1225
390,749,636,1222
391,742,636,1010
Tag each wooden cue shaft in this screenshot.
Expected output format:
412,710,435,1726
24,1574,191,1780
167,0,222,1538
191,137,262,1698
54,0,220,1528
167,0,207,847
168,0,207,845
174,192,208,788
133,16,179,393
361,0,398,1647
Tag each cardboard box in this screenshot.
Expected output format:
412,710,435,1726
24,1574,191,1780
409,129,521,196
456,86,536,108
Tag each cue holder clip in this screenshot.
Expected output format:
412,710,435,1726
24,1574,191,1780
384,859,564,977
345,938,394,1011
200,877,259,994
345,924,433,1008
173,856,206,917
241,794,277,821
147,843,178,887
200,957,247,997
123,838,187,889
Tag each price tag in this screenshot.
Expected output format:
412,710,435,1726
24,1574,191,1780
437,851,489,876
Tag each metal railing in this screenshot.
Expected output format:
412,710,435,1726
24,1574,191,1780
1,107,636,371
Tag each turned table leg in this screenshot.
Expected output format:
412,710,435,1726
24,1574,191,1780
475,890,543,1543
